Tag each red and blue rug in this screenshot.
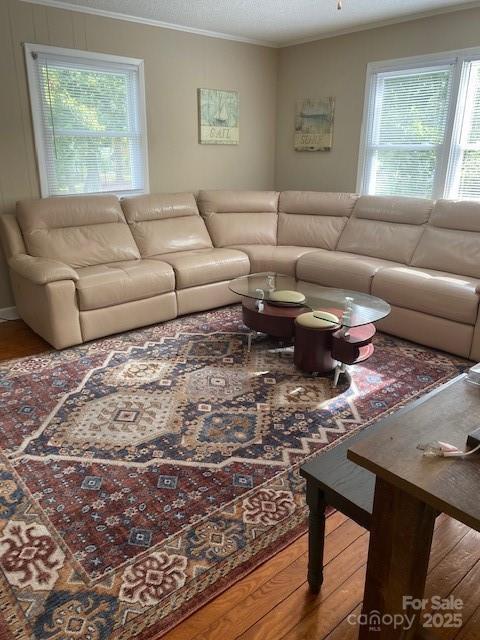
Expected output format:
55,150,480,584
0,306,468,639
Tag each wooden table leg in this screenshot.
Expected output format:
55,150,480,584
359,477,437,639
306,479,326,593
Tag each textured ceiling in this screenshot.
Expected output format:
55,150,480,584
24,0,480,46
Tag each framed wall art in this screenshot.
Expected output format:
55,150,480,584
295,97,335,151
198,88,239,145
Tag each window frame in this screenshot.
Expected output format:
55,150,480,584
445,58,480,200
357,46,480,200
24,43,150,198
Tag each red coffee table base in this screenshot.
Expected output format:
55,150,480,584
241,298,308,338
241,298,377,381
293,321,337,374
332,323,377,365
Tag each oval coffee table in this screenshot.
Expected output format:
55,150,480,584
229,272,391,384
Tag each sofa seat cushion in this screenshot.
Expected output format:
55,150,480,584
230,245,318,277
372,267,480,325
297,250,400,293
154,248,250,289
75,260,175,311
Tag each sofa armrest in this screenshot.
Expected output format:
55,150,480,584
9,254,78,285
476,283,480,295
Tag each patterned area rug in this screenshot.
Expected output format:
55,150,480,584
0,306,468,639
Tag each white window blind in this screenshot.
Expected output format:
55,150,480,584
359,48,480,201
446,60,480,200
362,66,453,199
25,45,148,197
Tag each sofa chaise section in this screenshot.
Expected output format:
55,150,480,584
4,195,177,348
121,192,249,315
297,195,432,293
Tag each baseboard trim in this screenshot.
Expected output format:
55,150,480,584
0,306,20,321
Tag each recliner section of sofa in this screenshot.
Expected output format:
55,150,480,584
294,193,480,359
121,192,249,315
338,194,433,260
374,199,480,359
1,189,480,360
75,261,174,311
16,195,140,267
121,192,212,256
3,195,177,348
297,195,433,292
297,251,400,294
411,199,480,278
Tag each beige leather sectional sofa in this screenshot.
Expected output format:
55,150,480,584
1,190,479,362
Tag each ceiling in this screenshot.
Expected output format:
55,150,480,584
24,0,480,46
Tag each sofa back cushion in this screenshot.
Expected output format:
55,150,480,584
197,190,279,246
121,192,212,257
337,195,433,264
16,195,139,268
411,199,480,278
278,191,357,250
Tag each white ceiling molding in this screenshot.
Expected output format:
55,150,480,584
285,1,480,46
20,0,274,47
20,0,480,48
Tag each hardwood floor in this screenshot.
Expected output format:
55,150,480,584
1,319,479,640
0,318,50,359
164,514,480,640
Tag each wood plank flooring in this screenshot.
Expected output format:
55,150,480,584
1,319,479,640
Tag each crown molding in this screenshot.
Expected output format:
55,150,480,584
20,0,277,47
20,0,480,50
284,1,480,47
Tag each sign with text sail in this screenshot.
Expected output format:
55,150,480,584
198,88,239,145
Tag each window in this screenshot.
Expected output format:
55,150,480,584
25,44,148,197
447,60,480,200
358,48,480,200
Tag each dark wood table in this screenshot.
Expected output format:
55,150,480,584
300,427,375,593
347,375,480,639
